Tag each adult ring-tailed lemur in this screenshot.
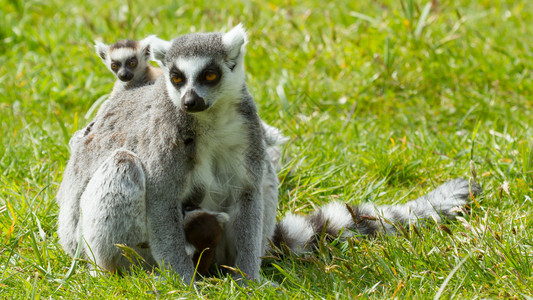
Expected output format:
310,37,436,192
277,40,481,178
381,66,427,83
56,25,481,284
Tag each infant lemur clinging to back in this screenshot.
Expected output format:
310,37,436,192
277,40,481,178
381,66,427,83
68,36,159,151
69,35,287,275
95,36,163,95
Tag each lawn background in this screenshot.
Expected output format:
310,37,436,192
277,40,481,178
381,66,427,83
1,0,532,298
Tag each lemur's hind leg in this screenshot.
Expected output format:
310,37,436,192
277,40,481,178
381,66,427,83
80,149,155,273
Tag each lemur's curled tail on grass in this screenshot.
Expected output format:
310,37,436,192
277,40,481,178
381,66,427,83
270,178,481,255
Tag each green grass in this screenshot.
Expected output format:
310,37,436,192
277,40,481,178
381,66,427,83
1,0,532,298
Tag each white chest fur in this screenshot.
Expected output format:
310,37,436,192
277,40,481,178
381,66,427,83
188,107,251,211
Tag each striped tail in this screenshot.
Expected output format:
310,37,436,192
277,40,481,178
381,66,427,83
269,178,481,255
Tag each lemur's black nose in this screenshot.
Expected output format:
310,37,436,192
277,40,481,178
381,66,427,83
181,89,208,112
118,71,134,82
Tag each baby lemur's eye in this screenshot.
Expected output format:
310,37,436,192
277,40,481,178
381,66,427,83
111,62,120,70
128,58,137,68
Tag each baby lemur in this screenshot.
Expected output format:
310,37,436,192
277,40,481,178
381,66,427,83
183,208,228,275
69,36,161,151
183,207,228,275
94,36,162,95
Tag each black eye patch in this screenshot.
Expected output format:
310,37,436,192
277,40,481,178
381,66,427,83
197,63,222,85
169,67,186,87
110,61,121,72
126,56,138,68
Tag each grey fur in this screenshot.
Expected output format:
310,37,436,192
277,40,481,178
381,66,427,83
79,149,156,272
71,33,285,271
164,34,226,62
262,121,288,172
69,37,164,150
72,36,286,168
270,178,481,254
57,25,279,283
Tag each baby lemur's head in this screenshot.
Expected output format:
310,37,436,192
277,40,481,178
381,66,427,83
94,36,155,82
184,209,229,275
150,24,248,113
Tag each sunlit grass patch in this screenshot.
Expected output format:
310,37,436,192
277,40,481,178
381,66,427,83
0,0,532,298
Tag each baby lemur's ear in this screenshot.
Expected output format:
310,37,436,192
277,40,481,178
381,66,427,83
94,41,109,62
222,23,247,70
215,212,230,226
139,35,157,60
150,37,172,67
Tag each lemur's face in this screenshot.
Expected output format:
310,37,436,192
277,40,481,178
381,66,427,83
165,57,234,113
155,25,247,113
95,38,153,83
108,47,141,82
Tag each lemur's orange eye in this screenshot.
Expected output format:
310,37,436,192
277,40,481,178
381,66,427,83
128,58,137,67
111,63,119,70
205,72,217,81
172,76,183,83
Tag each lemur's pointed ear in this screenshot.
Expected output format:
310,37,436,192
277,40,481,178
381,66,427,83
139,35,157,60
215,212,230,226
94,41,109,62
222,24,247,70
150,37,172,67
